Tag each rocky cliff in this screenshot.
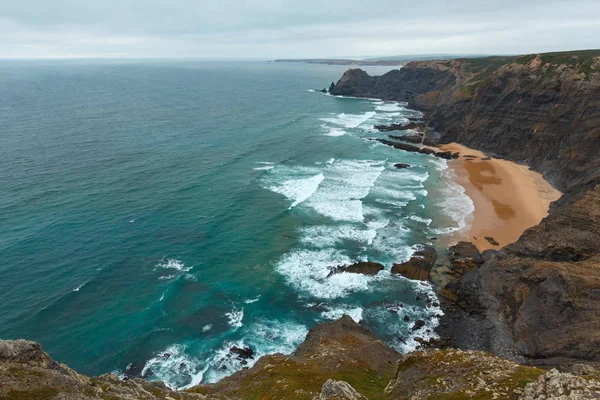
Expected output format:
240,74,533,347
331,50,600,364
7,318,600,400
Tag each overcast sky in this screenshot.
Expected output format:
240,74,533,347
1,0,599,59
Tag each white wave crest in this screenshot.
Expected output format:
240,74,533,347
225,307,244,329
269,173,324,208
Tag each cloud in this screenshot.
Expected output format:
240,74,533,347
0,0,599,58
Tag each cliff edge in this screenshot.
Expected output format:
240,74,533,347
331,50,600,364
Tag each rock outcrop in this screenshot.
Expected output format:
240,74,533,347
520,368,600,399
391,245,437,281
384,349,545,399
191,315,401,399
0,339,206,399
327,261,385,277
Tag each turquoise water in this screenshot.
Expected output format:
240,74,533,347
0,60,472,388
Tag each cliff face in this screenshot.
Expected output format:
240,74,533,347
330,50,600,363
331,51,600,201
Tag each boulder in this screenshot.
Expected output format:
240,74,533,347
391,245,437,280
435,151,453,159
484,236,500,246
314,379,367,400
411,320,426,331
393,163,411,169
230,346,254,360
418,147,436,155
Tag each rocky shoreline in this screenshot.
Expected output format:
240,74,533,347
330,51,600,368
2,51,600,399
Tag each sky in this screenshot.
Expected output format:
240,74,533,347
1,0,599,59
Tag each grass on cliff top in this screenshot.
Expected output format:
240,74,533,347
457,49,600,96
188,357,393,400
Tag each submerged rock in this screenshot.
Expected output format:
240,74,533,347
391,245,437,281
393,163,411,169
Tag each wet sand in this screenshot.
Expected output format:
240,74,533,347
439,143,562,251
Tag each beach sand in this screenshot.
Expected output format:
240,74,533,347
439,143,562,251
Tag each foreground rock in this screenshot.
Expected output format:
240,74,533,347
5,319,600,399
327,261,384,277
520,368,600,399
0,339,206,399
391,245,437,280
314,379,367,400
385,349,545,399
192,315,400,399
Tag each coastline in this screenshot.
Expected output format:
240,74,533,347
439,143,562,251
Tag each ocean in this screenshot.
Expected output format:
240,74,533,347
0,60,473,388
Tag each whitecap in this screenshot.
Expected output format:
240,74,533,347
202,324,213,332
275,248,377,299
200,320,309,384
141,344,206,390
244,296,260,304
320,111,376,129
375,102,403,112
225,306,244,329
304,159,385,222
269,173,324,208
157,259,191,272
321,306,363,323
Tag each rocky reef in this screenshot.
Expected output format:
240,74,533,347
331,50,600,365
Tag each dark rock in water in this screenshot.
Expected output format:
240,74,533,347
376,139,421,153
403,315,410,322
419,148,436,155
328,81,335,93
388,134,422,144
327,261,384,277
394,163,411,169
415,295,422,301
375,122,418,132
391,245,437,281
411,320,426,331
386,303,404,313
435,151,453,159
318,88,328,93
484,236,500,246
230,346,255,360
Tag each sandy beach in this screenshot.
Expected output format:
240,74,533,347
439,143,562,251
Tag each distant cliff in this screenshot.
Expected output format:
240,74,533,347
331,50,600,364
